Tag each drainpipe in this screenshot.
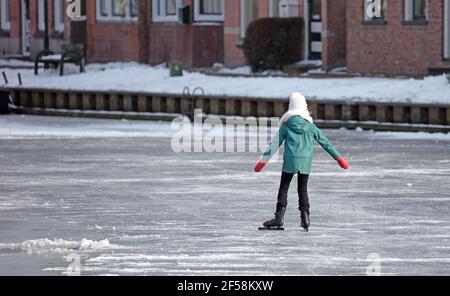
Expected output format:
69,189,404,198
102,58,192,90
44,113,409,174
138,0,149,64
44,0,50,68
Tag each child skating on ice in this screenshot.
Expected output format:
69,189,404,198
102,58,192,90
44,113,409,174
254,92,349,231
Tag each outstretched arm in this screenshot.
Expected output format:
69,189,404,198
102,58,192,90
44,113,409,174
313,126,349,169
313,126,340,160
254,125,286,172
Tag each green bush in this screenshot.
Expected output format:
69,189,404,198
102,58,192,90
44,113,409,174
243,17,304,72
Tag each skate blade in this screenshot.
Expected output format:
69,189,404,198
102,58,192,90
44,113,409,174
258,227,285,231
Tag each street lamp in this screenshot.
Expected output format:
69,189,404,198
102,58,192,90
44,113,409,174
43,0,49,68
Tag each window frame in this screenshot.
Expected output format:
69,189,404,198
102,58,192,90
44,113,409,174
0,0,10,31
96,0,138,22
54,0,65,32
194,0,224,22
269,0,280,17
363,0,387,24
152,0,182,22
404,0,427,23
38,0,45,32
240,0,259,38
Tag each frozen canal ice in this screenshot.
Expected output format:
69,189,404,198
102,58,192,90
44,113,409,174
0,114,449,275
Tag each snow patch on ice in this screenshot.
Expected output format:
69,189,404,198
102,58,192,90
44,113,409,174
0,238,125,254
372,131,450,141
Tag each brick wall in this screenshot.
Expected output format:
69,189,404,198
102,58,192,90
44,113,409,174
86,1,139,62
0,0,21,56
347,0,445,76
224,0,245,67
86,0,223,67
148,23,193,65
321,0,346,71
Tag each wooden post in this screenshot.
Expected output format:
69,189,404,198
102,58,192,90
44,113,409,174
257,101,269,117
152,96,162,112
123,95,133,112
109,94,119,111
42,92,51,108
138,95,149,112
447,107,450,125
82,94,92,110
273,102,285,117
31,92,41,108
376,105,386,122
325,104,336,120
210,99,220,114
342,104,352,121
56,92,66,109
225,100,236,116
359,105,369,121
68,93,79,109
393,106,404,123
96,94,105,111
241,100,251,117
411,107,421,124
166,97,175,113
428,108,440,125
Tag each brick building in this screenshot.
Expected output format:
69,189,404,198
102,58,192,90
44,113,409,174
347,0,450,76
0,0,448,76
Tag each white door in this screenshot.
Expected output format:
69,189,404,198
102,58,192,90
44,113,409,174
445,0,450,59
21,0,31,56
304,0,321,60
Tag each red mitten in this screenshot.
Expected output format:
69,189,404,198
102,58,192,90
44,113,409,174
336,156,349,170
254,160,266,173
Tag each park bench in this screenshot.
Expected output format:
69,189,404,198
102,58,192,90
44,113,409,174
34,45,85,76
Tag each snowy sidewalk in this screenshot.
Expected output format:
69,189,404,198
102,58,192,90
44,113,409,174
1,62,450,105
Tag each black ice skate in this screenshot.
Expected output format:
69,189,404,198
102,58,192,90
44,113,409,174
259,206,286,231
300,210,310,232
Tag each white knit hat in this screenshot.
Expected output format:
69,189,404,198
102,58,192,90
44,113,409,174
280,92,314,124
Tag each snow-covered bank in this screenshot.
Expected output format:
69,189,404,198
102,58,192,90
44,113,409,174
1,62,449,105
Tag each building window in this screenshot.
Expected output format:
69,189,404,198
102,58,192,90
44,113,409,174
54,0,65,32
269,0,281,17
270,0,300,17
153,0,182,22
96,0,138,21
38,0,45,31
0,0,10,31
240,0,259,38
364,0,386,22
194,0,224,22
405,0,427,22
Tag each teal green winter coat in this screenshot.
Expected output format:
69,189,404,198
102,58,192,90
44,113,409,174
262,115,340,175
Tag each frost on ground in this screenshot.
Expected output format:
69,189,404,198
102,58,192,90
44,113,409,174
0,115,449,275
2,61,450,104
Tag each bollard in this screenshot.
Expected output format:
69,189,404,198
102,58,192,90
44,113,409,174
0,90,10,114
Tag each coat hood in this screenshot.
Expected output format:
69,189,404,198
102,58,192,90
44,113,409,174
280,92,314,125
284,115,311,134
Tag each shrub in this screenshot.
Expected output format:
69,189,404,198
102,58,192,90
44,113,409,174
243,17,304,72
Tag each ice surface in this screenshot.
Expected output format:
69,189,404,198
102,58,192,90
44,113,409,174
0,115,449,275
1,62,450,104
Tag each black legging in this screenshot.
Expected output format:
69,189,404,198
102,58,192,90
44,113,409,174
276,172,309,213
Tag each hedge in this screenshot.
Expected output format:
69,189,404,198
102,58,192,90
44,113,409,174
243,17,304,72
